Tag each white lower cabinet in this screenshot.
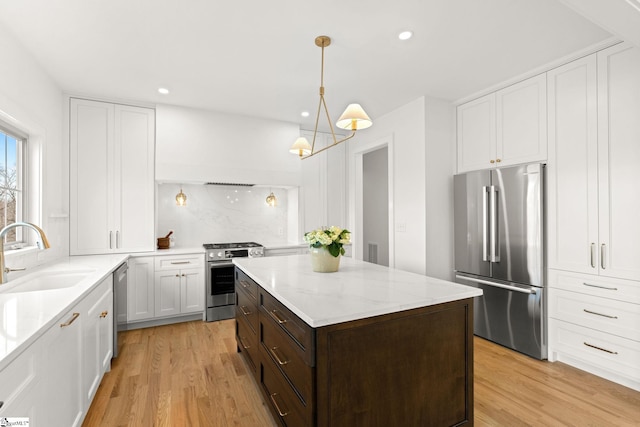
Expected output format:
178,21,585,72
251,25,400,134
548,269,640,391
0,274,114,426
127,256,155,321
264,246,308,257
82,276,114,407
154,254,204,317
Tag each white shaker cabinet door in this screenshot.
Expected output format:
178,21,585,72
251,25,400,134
127,256,155,321
456,93,496,172
597,43,640,281
496,73,547,167
547,55,599,274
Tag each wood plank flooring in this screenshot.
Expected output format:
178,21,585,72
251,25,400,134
84,320,640,426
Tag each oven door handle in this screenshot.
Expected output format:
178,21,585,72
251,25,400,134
209,261,235,268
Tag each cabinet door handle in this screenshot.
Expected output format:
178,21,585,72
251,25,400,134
268,309,288,325
590,243,596,268
490,159,495,164
100,310,109,318
269,346,290,366
116,231,120,249
60,312,80,327
584,342,618,355
583,309,617,319
109,231,113,249
269,393,289,417
601,244,606,269
582,282,617,291
496,158,501,163
239,306,251,316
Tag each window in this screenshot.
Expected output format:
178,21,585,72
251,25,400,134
0,126,25,245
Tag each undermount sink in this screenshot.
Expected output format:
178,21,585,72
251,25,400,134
0,270,95,293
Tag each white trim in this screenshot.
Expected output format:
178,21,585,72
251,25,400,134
454,37,622,106
349,135,395,268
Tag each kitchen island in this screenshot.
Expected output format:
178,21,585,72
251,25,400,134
233,255,482,427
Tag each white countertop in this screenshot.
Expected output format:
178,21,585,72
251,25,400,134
233,255,482,328
0,254,128,370
130,246,205,256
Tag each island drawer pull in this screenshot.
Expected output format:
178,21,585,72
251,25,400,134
269,346,290,366
583,309,617,319
170,261,191,265
269,309,288,325
0,401,3,409
240,306,252,316
238,335,251,350
582,282,617,291
584,342,618,355
269,393,289,417
60,312,80,327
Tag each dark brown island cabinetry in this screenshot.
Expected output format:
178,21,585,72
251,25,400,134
235,267,474,427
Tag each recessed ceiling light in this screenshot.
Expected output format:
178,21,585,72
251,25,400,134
398,31,413,41
301,111,310,118
158,87,170,95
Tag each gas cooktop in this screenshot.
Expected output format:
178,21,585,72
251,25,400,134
203,242,263,250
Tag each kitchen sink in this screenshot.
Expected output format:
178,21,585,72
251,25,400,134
0,269,95,293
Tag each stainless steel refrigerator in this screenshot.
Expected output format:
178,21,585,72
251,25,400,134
454,163,546,359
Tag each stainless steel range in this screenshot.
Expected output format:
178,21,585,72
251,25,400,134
204,242,264,321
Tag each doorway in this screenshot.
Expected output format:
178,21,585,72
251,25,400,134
362,147,389,266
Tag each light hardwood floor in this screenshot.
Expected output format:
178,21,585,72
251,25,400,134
84,320,640,426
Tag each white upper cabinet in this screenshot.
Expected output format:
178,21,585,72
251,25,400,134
548,43,640,281
457,74,547,172
70,98,155,255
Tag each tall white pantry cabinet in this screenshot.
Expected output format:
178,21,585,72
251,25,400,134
547,42,640,391
70,98,155,255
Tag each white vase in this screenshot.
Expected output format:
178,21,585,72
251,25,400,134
310,246,341,273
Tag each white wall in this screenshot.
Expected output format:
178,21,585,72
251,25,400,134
156,183,290,247
156,104,302,186
349,97,427,275
424,98,456,280
0,24,66,268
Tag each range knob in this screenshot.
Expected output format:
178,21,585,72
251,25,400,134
217,251,224,258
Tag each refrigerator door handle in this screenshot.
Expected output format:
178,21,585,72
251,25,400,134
455,274,537,295
482,186,489,262
489,185,500,262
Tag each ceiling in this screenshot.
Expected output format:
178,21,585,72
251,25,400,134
0,0,612,130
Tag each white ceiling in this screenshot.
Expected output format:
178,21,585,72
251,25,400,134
0,0,612,130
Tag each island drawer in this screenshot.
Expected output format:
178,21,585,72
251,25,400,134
260,360,309,427
260,310,315,407
260,290,315,366
236,319,258,375
236,282,259,334
236,268,258,302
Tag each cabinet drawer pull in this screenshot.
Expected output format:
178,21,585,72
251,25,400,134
60,312,80,327
100,310,109,318
238,335,251,350
269,393,289,417
590,243,596,268
583,309,617,319
269,346,290,366
582,282,617,291
584,342,618,355
268,309,288,325
0,401,3,409
240,305,252,316
170,261,191,265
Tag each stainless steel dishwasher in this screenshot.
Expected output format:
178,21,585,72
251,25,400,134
113,261,128,358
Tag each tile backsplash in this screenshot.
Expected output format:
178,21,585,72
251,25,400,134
157,184,289,247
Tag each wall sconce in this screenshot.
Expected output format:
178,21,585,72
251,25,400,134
266,191,277,207
175,187,187,206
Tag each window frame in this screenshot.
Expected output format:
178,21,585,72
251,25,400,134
0,122,28,249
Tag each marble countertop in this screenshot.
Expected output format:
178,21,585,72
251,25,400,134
0,254,128,370
233,255,482,328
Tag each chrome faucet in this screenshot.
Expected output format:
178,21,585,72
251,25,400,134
0,222,51,284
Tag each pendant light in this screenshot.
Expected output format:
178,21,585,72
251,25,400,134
290,35,372,160
175,187,187,206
